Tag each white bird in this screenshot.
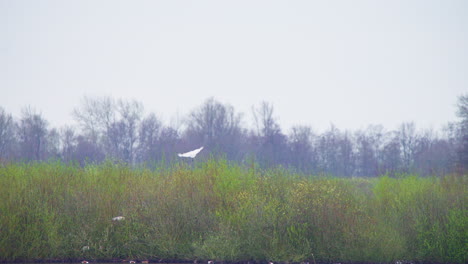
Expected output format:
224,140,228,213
178,146,204,158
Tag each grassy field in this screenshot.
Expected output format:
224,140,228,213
0,159,466,263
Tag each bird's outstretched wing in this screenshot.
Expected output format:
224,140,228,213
178,146,204,158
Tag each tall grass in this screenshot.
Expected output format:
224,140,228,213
0,160,466,263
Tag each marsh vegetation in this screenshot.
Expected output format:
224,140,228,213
0,160,466,263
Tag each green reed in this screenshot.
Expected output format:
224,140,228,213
0,160,466,263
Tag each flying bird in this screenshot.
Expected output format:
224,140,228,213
178,146,204,158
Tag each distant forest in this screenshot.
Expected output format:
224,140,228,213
0,94,467,177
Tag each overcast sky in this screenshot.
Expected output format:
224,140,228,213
1,0,467,133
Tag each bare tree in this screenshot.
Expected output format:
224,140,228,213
60,126,77,163
252,101,281,138
355,125,384,176
316,125,340,175
412,129,453,176
73,96,143,164
73,96,116,142
398,122,418,172
186,98,243,159
137,113,163,162
380,131,401,176
74,135,105,165
356,134,378,176
0,107,16,161
106,121,127,161
47,128,60,159
17,107,49,161
288,125,317,173
338,131,355,177
455,94,468,172
108,99,143,164
251,101,288,167
457,94,468,124
316,126,356,177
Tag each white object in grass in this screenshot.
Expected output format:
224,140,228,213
178,146,204,158
112,216,125,221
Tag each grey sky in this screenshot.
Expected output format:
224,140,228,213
1,0,467,133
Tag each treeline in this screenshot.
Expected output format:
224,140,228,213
0,95,467,176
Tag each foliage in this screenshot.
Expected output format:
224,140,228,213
0,160,466,263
